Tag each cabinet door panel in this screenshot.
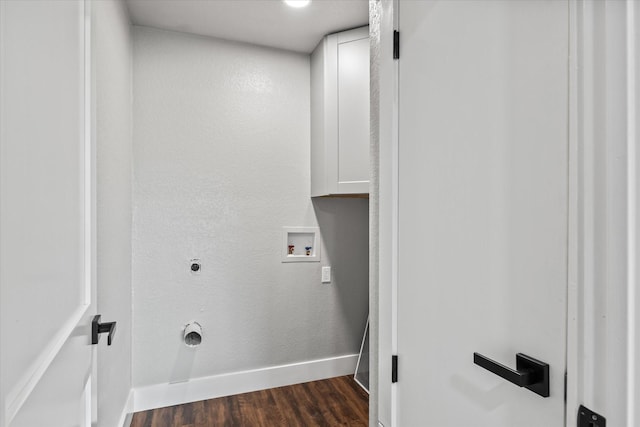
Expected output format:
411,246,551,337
337,36,370,192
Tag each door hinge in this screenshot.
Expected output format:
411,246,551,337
577,405,606,427
392,355,398,383
564,371,567,403
393,30,400,60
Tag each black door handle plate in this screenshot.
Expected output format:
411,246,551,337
92,314,116,346
474,352,549,397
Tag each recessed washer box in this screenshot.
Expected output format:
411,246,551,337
282,227,321,262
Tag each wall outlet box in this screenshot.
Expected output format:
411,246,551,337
282,227,321,263
321,266,331,283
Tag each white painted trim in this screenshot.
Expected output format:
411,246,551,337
132,354,358,412
117,389,134,427
390,0,399,425
626,1,638,424
84,1,98,424
565,0,580,424
4,303,90,426
0,0,6,420
376,0,395,422
83,0,92,308
121,413,134,427
567,1,640,425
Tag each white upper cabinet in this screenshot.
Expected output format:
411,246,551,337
311,26,370,197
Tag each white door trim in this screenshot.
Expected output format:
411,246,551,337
625,1,639,423
375,0,398,426
566,0,639,425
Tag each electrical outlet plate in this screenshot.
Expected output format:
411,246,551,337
321,266,331,283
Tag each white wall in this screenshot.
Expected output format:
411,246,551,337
132,26,368,391
93,1,133,425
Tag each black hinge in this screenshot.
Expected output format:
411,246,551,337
564,371,567,403
392,355,398,383
393,30,400,60
578,405,606,427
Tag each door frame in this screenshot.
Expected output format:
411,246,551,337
374,0,639,425
565,0,640,425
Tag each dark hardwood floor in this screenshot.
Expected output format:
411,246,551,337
130,376,369,427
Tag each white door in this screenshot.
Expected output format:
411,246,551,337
397,1,568,425
0,1,96,426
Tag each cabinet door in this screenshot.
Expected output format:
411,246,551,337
336,28,369,194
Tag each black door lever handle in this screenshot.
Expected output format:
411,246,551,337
92,315,116,346
473,352,549,397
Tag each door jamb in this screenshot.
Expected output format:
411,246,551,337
566,1,640,426
374,0,398,426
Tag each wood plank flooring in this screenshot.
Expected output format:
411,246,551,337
130,376,368,427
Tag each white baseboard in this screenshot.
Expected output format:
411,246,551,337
132,354,358,413
117,389,134,427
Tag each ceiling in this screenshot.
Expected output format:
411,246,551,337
125,0,369,54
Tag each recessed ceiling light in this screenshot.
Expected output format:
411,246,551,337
284,0,311,8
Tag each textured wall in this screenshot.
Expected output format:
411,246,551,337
94,1,133,425
132,26,369,388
